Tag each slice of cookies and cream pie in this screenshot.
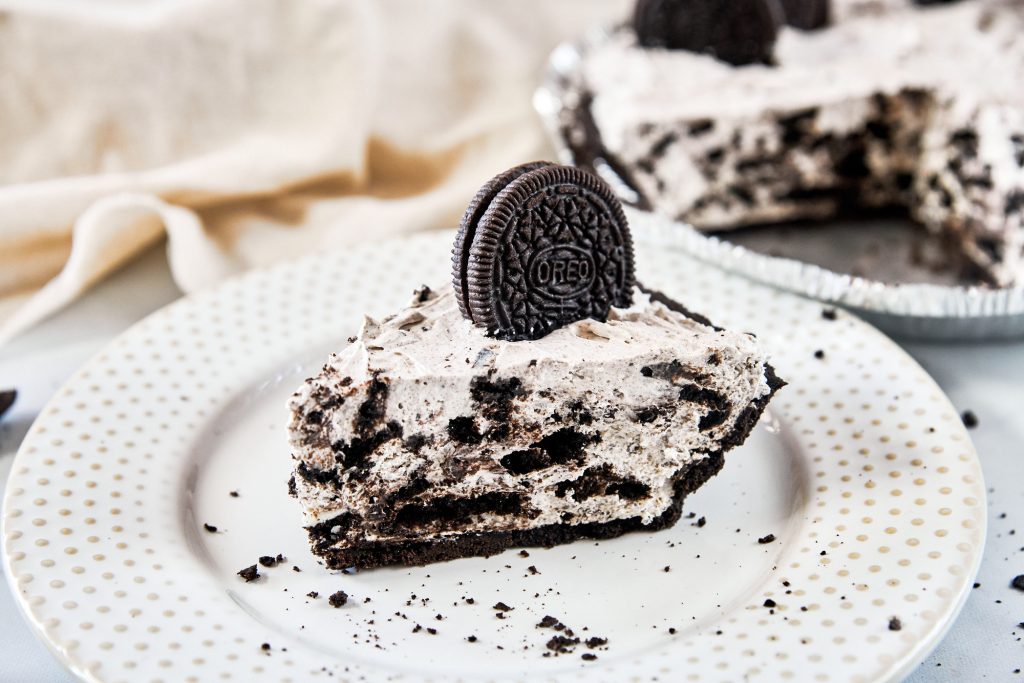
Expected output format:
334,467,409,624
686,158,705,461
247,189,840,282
287,163,783,569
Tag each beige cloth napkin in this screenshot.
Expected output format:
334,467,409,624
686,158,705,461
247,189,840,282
0,0,629,345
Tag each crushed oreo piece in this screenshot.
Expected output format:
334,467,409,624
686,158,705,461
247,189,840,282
237,565,259,582
538,615,564,630
328,590,349,607
1012,575,1024,591
888,617,903,631
546,634,581,653
203,523,218,533
758,533,776,544
493,601,513,612
780,0,830,30
0,390,16,420
961,410,979,428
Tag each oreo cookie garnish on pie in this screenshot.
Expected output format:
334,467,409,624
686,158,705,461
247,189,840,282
452,163,635,341
633,0,784,66
780,0,830,30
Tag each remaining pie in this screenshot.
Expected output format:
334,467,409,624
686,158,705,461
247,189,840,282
558,0,1024,285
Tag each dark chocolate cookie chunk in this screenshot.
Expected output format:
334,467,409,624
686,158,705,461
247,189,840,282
453,162,554,323
780,0,830,30
0,389,15,421
454,164,635,341
633,0,783,66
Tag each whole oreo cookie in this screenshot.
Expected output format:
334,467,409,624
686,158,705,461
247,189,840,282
780,0,830,30
633,0,783,66
453,164,635,341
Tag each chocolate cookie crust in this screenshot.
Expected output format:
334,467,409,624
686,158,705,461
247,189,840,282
309,450,726,570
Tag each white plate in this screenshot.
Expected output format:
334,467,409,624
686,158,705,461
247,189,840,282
2,218,986,683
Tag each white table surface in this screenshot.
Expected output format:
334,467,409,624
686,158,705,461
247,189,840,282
1,242,1022,682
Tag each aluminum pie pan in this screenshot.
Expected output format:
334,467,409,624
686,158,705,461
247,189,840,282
533,36,1024,341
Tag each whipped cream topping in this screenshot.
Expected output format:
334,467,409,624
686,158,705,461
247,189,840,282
585,1,1021,127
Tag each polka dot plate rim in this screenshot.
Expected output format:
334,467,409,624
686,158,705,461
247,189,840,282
2,213,986,683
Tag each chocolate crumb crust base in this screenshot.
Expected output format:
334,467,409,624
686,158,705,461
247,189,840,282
309,450,725,571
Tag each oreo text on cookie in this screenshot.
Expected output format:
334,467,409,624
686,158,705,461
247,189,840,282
528,245,596,299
